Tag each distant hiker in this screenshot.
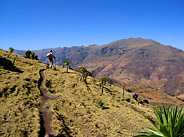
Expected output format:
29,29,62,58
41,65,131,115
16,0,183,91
47,50,56,69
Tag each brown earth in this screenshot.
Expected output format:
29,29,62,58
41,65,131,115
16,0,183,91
38,69,60,137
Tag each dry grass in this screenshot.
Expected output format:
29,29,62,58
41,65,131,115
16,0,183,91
1,49,182,137
126,83,184,107
0,49,46,137
43,68,155,136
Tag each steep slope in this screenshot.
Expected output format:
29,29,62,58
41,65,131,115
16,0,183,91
1,49,183,137
42,67,183,137
77,38,184,96
0,49,46,136
22,38,184,96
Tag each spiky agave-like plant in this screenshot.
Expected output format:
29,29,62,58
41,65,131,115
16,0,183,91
134,106,184,137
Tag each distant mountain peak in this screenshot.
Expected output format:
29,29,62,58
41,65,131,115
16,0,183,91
13,38,184,96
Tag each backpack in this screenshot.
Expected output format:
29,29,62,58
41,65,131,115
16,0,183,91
47,53,52,60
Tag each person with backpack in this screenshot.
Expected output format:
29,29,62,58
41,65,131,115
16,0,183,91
47,50,56,69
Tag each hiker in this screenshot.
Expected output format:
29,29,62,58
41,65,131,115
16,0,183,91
47,50,56,69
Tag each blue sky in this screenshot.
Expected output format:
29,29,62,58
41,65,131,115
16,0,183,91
0,0,184,51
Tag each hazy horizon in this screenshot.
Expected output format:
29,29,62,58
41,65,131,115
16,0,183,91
10,37,183,52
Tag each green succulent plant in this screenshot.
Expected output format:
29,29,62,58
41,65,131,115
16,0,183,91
30,52,35,59
97,100,104,109
135,105,184,137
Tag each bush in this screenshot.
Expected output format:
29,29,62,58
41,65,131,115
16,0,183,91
45,80,52,88
126,98,130,102
134,105,184,137
97,100,104,109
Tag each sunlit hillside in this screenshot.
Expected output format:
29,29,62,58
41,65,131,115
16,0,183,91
0,49,46,136
0,49,183,137
43,68,154,136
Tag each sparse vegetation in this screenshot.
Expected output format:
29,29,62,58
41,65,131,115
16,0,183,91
24,50,32,58
43,67,159,136
65,60,70,73
122,84,126,97
83,71,89,83
8,47,14,57
1,49,183,137
97,100,104,109
12,55,17,65
99,77,107,96
45,80,52,88
53,65,57,71
0,49,46,137
23,50,38,60
79,67,87,81
30,52,35,59
126,98,131,102
135,106,184,137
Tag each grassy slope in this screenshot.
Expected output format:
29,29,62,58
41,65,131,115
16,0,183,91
0,49,46,137
1,49,182,137
43,68,155,137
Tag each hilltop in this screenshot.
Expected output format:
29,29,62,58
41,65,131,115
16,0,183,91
15,38,184,96
1,49,184,136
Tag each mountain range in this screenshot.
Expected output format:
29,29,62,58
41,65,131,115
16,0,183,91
14,38,184,96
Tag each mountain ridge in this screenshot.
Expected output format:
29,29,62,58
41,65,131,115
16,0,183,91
1,48,184,136
13,38,184,96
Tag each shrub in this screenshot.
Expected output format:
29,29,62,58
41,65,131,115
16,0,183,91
24,50,32,58
45,80,52,88
108,90,113,95
97,100,104,109
30,52,35,59
134,105,184,137
126,98,130,102
53,66,57,70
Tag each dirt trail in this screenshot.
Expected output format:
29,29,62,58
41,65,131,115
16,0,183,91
38,69,60,137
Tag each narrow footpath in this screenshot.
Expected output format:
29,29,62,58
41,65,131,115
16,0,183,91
38,69,60,137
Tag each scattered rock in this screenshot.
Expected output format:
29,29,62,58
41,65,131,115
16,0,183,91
132,92,138,101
